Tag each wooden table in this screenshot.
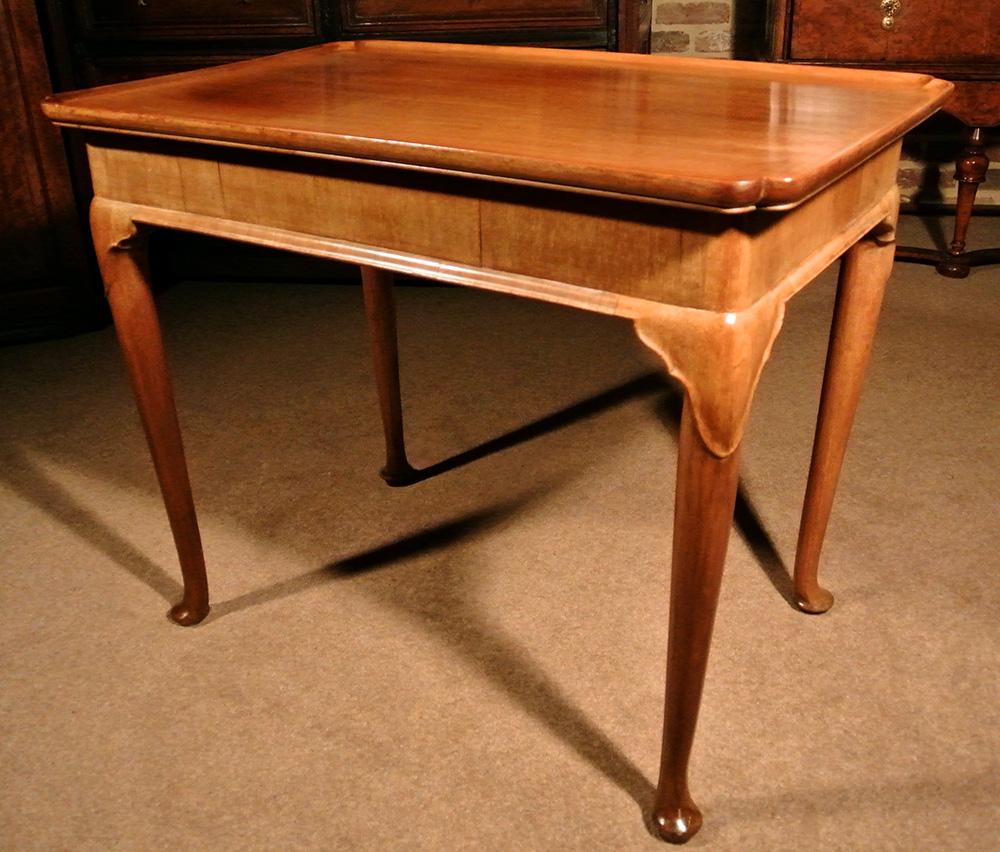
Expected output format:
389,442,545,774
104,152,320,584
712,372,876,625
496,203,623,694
43,42,950,843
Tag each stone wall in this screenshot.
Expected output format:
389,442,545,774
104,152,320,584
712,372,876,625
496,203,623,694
652,1,734,57
649,0,1000,207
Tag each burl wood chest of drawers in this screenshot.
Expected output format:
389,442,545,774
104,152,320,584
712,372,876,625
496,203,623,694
764,0,1000,277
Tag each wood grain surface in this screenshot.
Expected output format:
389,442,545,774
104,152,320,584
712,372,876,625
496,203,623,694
84,136,899,317
44,40,951,209
46,41,953,844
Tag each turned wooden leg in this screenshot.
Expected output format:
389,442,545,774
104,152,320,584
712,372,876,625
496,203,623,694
652,400,742,843
91,200,209,626
360,266,418,486
937,126,988,280
794,227,896,613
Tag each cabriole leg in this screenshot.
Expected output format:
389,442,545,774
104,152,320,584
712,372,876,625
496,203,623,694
360,266,418,486
635,296,785,842
652,401,742,842
794,225,896,613
90,200,209,626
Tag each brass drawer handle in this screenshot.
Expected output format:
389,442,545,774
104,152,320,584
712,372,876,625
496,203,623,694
880,0,901,29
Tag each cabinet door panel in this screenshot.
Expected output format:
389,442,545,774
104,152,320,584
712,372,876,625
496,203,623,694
342,0,607,33
887,0,1000,62
0,44,50,285
787,0,1000,65
75,0,319,39
789,0,888,61
1,0,95,339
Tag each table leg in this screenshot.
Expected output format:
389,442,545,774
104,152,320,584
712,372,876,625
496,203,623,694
652,400,742,843
937,127,988,280
794,226,896,613
90,199,210,626
360,266,418,486
635,298,784,843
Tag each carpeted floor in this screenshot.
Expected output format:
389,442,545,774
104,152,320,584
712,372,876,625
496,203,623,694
1,215,998,851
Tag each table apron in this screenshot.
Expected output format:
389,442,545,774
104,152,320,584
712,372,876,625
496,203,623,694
85,136,903,315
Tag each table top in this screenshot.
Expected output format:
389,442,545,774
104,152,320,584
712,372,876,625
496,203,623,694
44,41,951,211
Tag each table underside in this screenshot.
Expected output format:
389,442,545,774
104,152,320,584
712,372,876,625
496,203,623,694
86,135,900,460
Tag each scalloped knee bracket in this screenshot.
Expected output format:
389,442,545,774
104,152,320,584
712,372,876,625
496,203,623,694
634,294,787,459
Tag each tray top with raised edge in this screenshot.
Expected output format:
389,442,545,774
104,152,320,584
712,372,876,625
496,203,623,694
43,41,952,211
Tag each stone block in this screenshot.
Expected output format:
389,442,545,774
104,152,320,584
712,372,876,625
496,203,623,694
694,29,732,53
652,30,692,53
655,2,730,24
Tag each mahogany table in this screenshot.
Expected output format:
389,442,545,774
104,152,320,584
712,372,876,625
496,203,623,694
43,42,950,843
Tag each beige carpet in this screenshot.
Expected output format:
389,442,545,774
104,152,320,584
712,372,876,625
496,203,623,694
1,215,998,851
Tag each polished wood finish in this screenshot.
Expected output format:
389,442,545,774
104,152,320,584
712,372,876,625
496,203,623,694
774,0,1000,63
944,84,1000,129
765,0,999,279
893,124,1000,276
794,222,896,614
652,401,741,842
45,41,948,211
44,43,950,842
360,267,417,486
76,132,901,319
935,128,1000,277
90,200,210,626
0,0,98,341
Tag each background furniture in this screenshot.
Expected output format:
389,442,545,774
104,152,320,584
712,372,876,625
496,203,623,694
0,0,101,342
763,0,1000,278
43,1,651,87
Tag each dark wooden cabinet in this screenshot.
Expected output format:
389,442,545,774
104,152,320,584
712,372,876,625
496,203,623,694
1,0,101,342
73,0,322,40
340,0,609,41
772,0,999,67
343,0,653,51
763,0,1000,278
52,0,649,89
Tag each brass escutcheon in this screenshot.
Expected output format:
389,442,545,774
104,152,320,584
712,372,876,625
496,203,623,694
879,0,901,29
